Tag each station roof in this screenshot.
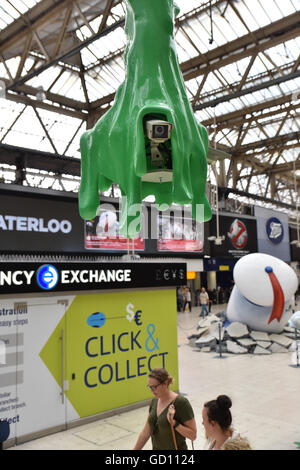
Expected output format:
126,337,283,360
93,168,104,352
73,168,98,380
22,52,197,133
0,0,299,212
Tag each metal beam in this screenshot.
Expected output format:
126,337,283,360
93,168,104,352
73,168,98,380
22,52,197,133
4,5,299,112
1,78,87,120
0,0,79,53
232,131,300,155
202,93,299,131
181,11,300,79
0,143,81,177
194,70,300,111
219,186,297,211
6,18,125,91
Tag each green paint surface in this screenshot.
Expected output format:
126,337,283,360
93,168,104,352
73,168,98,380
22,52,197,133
79,0,212,237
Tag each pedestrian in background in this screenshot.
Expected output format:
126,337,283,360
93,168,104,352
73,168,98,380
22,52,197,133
199,287,209,318
177,287,183,312
183,287,192,312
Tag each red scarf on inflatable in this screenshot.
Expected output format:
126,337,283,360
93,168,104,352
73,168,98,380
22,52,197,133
265,266,284,324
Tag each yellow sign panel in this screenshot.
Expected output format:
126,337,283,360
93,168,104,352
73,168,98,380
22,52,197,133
219,265,230,271
187,271,196,280
40,289,179,418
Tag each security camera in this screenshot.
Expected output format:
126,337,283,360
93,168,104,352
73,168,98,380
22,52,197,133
145,120,173,143
208,235,225,245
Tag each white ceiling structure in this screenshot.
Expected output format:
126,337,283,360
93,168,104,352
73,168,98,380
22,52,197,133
0,0,299,216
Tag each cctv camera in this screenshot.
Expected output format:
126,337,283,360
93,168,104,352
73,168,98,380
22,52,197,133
145,120,173,143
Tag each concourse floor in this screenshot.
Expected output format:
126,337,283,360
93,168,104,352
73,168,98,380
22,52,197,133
8,304,300,451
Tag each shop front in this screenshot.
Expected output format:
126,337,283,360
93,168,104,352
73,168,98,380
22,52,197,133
0,261,186,447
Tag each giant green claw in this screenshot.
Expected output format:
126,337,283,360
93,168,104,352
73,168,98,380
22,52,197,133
79,0,212,237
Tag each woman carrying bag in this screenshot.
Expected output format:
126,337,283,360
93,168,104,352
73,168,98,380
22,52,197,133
133,368,196,450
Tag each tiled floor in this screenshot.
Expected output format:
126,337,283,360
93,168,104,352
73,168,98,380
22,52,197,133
8,304,300,451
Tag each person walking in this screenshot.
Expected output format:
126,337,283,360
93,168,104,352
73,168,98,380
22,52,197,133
133,368,196,450
183,287,192,312
199,287,209,318
207,289,214,313
177,288,183,312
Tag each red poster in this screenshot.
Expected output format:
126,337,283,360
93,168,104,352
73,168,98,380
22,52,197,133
85,209,144,251
158,214,203,252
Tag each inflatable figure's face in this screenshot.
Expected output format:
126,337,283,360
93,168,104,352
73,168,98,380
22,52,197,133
227,253,298,333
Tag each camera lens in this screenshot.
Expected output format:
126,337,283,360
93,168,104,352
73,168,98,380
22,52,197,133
153,124,168,139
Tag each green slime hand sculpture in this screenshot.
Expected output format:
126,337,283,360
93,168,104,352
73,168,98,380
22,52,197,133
79,0,212,237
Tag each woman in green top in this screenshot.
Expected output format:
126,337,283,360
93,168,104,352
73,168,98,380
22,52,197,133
133,368,196,450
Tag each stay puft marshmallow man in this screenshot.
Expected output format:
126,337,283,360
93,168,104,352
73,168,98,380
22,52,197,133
227,253,298,333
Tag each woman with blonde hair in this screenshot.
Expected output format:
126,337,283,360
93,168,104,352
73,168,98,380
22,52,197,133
133,368,196,450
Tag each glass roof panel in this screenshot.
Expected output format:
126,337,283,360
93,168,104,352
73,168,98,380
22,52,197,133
176,29,199,61
0,0,299,200
0,0,39,30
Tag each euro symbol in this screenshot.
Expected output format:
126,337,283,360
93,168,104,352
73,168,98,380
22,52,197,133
134,310,142,325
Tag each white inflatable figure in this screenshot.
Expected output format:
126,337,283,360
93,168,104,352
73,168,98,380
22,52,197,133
227,253,298,333
96,211,118,236
288,311,300,367
288,311,300,329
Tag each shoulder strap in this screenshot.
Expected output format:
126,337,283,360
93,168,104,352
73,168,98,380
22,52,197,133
209,439,216,450
169,399,195,450
170,420,178,450
169,400,178,450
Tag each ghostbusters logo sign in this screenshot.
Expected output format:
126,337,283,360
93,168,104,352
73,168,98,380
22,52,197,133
227,219,248,249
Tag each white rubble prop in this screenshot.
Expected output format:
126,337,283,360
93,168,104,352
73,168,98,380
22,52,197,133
208,323,225,341
191,313,298,356
195,334,216,348
269,343,288,353
250,331,270,342
256,341,271,349
269,334,293,348
253,345,271,355
226,340,247,354
226,322,249,338
237,338,257,348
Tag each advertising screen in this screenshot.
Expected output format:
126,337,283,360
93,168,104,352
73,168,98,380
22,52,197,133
209,213,258,258
84,205,145,251
157,210,204,252
0,192,83,252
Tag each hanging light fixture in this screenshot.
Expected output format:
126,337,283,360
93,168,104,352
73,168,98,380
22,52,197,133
36,86,46,101
209,0,214,44
208,106,225,245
